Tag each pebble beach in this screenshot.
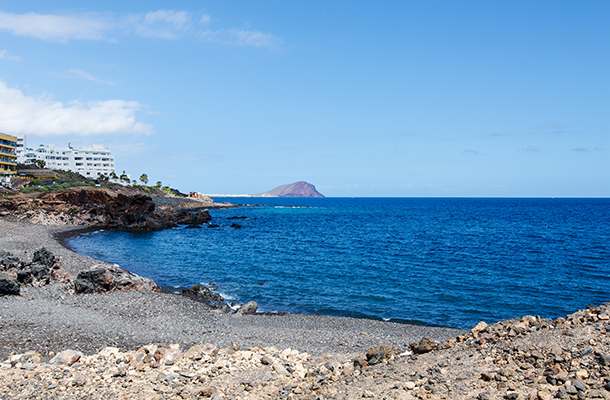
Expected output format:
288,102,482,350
1,217,609,399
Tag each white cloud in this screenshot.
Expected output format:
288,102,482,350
0,11,111,42
199,28,280,47
0,49,22,61
53,69,115,85
0,10,278,48
0,81,154,136
127,10,192,40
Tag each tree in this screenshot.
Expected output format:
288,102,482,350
109,171,118,180
139,174,149,185
155,181,162,189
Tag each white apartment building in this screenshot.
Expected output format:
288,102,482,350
17,138,116,179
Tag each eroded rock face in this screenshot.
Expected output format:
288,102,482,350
0,190,189,231
74,264,158,294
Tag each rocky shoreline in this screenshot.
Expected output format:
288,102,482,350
0,192,609,399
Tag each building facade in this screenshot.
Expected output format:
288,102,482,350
0,132,18,176
18,141,116,179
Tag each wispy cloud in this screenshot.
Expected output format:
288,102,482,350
570,147,603,153
0,49,22,61
199,28,281,48
0,10,280,48
53,69,115,85
126,10,193,40
519,146,541,152
0,11,111,42
0,81,154,136
462,149,485,156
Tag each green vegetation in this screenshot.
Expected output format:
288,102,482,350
29,179,43,186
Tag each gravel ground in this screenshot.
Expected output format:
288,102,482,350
0,218,464,361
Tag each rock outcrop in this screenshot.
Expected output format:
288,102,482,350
0,248,157,296
0,248,74,295
0,189,218,231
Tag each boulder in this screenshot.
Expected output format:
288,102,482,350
182,284,224,306
411,336,436,354
32,248,55,268
74,264,158,294
17,264,50,285
175,210,212,225
50,350,83,366
0,251,20,271
240,301,258,314
0,273,20,295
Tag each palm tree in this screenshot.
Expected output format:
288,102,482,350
139,174,149,185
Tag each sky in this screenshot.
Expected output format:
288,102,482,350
0,1,608,197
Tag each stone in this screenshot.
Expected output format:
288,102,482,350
154,348,182,364
595,352,610,366
240,301,258,314
17,264,50,285
182,285,224,306
261,355,273,365
411,336,436,354
504,392,519,400
50,350,83,366
273,363,290,376
72,373,87,387
405,381,416,390
471,321,488,337
572,379,586,392
74,264,157,294
0,273,20,295
366,347,385,365
32,248,55,268
575,369,589,380
0,251,20,270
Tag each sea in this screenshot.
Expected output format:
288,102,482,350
67,197,610,330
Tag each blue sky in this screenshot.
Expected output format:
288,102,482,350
0,1,608,197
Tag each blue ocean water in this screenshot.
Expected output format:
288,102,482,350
67,198,610,329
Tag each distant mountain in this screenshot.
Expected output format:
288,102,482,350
254,181,324,198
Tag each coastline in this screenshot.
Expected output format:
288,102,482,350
2,216,609,399
0,217,464,361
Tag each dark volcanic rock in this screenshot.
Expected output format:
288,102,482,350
175,210,212,225
182,284,225,308
17,264,50,285
0,273,20,295
0,251,20,271
74,265,158,294
32,248,55,268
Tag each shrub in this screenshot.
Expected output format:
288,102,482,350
29,179,43,186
